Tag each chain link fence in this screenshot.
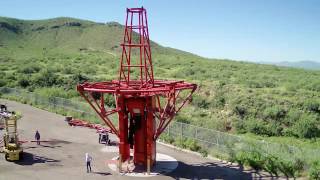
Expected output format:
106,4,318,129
0,87,319,163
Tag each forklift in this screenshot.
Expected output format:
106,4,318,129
2,114,23,161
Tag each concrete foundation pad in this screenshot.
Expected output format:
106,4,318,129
107,153,178,177
100,145,119,153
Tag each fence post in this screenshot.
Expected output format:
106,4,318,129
195,128,197,139
216,131,220,146
180,122,183,138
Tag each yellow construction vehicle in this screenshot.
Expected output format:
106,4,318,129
2,115,23,161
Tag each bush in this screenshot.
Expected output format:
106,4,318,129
104,94,116,107
304,99,320,113
160,133,174,144
263,155,279,176
212,96,225,108
245,118,271,136
235,151,249,166
185,138,201,151
263,106,286,120
291,114,320,138
283,109,301,126
32,70,60,87
174,137,187,149
246,150,266,171
235,150,304,177
278,158,304,178
34,87,76,99
63,73,89,90
191,95,211,109
18,64,41,74
199,148,208,157
18,78,30,88
0,79,6,87
63,67,73,74
234,105,247,118
247,80,263,88
235,150,266,171
234,119,247,133
309,161,320,180
267,122,283,136
175,114,190,124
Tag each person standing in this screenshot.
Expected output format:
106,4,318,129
85,153,92,173
35,130,40,145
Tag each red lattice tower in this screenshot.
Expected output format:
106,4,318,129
77,7,197,169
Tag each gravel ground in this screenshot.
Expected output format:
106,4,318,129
0,99,276,180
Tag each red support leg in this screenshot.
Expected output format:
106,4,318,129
146,96,156,167
117,96,130,162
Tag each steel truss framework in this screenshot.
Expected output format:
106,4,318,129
77,7,197,168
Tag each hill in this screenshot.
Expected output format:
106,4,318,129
0,16,319,140
275,60,320,70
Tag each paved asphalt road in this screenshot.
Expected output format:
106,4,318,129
0,99,274,180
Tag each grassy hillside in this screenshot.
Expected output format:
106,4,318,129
0,16,319,141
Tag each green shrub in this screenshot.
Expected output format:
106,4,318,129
291,114,320,138
304,99,320,113
19,65,41,74
247,80,263,88
160,133,174,144
0,79,7,87
235,150,304,177
243,150,265,171
18,77,30,88
104,93,116,107
34,87,76,99
234,119,247,133
309,161,320,180
174,137,187,149
263,106,286,120
278,158,304,178
185,138,201,151
284,109,302,126
199,148,208,157
175,114,190,124
63,67,73,74
263,155,279,176
267,122,283,136
235,151,249,166
307,82,320,92
245,118,271,136
32,70,60,87
234,105,247,118
191,95,211,109
212,96,225,108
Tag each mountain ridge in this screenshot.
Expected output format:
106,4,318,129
2,16,319,70
0,16,198,60
275,60,320,70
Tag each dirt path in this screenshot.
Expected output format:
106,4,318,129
0,99,273,180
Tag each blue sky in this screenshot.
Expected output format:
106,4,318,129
1,0,319,62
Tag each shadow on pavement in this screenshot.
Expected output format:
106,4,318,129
167,161,276,180
14,152,61,166
92,172,112,176
46,139,72,146
24,144,62,149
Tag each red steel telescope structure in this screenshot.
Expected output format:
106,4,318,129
77,7,197,169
